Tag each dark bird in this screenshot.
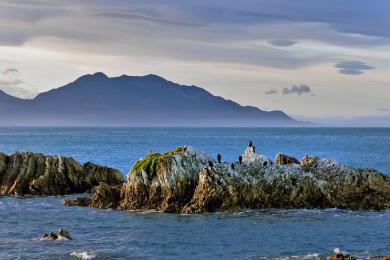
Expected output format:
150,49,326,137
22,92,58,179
217,154,222,163
248,141,253,148
238,156,243,164
231,163,235,170
208,161,214,168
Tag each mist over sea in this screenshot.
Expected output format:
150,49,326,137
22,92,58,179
0,127,389,259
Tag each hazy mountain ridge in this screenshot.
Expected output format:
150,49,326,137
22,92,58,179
0,73,298,126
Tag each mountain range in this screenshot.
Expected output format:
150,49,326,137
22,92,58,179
0,73,298,126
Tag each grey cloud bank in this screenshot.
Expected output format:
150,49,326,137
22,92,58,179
2,67,18,75
267,39,298,47
264,89,278,95
335,61,375,75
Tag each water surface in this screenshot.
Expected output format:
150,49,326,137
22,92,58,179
0,128,389,259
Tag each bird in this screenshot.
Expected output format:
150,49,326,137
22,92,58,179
238,156,243,164
217,154,222,163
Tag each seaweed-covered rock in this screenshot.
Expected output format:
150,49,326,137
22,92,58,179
275,153,300,165
119,147,207,212
0,151,124,195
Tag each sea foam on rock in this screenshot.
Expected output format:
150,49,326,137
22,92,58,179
0,151,124,195
67,146,390,213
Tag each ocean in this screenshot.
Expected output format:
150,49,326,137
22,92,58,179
0,127,389,259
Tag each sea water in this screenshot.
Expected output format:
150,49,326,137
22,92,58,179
0,127,389,259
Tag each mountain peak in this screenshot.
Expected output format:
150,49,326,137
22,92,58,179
90,72,108,78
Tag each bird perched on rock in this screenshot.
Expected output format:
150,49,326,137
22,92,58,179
238,156,243,164
231,163,235,170
248,141,256,153
208,161,214,168
217,154,222,163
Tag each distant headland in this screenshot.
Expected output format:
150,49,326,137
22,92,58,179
0,73,302,127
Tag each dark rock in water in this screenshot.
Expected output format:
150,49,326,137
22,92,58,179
0,151,124,195
80,146,390,213
64,197,92,207
275,153,300,165
42,228,72,240
89,183,122,209
326,252,356,260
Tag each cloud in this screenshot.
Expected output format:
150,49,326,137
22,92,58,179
0,79,23,86
0,85,36,99
264,89,278,94
268,39,298,47
282,84,312,95
96,12,205,28
2,67,18,75
335,60,375,75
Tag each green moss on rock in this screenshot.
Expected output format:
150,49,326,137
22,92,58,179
132,153,165,179
131,147,187,180
164,146,187,156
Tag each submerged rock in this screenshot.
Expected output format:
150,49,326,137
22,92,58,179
0,151,124,195
78,146,390,213
64,197,92,207
326,253,356,260
42,228,72,240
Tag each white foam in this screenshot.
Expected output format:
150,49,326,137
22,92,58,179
333,248,348,255
56,235,69,241
303,253,321,259
70,251,96,259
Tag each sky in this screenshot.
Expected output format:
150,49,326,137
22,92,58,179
0,0,389,124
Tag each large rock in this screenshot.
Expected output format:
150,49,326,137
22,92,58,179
0,151,124,195
78,146,390,213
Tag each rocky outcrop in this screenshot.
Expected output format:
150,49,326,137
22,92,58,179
42,228,72,240
72,146,390,213
0,151,124,195
275,153,300,165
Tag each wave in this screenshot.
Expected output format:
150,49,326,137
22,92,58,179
70,251,97,259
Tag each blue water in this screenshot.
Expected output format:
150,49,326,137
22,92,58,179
0,127,389,259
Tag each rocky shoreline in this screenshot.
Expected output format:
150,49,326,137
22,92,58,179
0,151,124,195
64,146,390,213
